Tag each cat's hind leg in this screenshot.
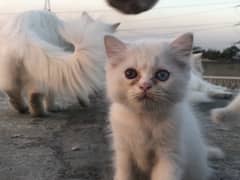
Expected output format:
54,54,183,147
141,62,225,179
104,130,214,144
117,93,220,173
5,88,28,114
0,58,28,113
26,83,46,117
28,92,45,117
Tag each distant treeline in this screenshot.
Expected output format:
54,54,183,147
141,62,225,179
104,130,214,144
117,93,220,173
193,46,240,62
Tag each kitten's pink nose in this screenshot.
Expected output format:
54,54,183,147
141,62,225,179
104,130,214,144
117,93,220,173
139,82,152,91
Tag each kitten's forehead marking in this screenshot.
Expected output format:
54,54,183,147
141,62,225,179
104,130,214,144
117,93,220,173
133,45,161,71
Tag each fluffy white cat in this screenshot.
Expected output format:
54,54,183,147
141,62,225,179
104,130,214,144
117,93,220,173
104,33,221,180
0,10,119,116
188,53,231,103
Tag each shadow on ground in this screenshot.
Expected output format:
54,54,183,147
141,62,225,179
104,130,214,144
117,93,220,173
0,93,239,180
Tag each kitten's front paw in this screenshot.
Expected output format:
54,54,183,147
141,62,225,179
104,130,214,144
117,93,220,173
211,107,240,126
210,108,227,123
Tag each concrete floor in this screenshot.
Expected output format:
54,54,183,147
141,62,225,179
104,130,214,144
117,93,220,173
0,94,239,180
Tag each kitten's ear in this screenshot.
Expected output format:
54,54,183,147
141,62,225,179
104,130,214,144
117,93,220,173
171,33,193,57
111,22,121,31
104,35,126,61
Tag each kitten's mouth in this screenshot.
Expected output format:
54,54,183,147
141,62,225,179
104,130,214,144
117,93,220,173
137,92,151,101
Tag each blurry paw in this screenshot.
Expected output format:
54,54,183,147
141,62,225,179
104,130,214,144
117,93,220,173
211,108,226,123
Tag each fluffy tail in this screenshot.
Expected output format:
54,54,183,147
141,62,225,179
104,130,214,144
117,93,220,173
0,10,112,104
210,107,229,123
23,40,106,104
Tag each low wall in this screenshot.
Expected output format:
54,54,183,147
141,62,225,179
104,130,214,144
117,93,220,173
204,76,240,89
203,61,240,77
202,61,240,89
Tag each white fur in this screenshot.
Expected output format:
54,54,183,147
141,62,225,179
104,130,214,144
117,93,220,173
188,54,231,103
0,10,117,105
109,102,210,180
188,73,230,103
211,92,240,123
105,34,211,180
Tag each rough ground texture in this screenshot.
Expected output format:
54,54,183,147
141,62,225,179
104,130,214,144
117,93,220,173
0,93,239,180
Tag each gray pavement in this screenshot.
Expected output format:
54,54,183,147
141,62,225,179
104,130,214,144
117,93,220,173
0,94,239,180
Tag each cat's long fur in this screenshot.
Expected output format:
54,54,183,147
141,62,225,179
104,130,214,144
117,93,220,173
188,54,231,103
0,10,118,116
104,33,218,180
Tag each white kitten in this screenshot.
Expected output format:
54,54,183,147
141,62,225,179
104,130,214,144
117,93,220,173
188,53,231,103
104,33,217,180
0,10,119,116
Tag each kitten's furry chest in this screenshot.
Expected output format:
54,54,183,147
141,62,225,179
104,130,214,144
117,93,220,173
130,123,162,173
110,103,179,173
131,118,178,173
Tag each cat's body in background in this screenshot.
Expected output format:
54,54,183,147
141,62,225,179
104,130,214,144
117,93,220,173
104,33,222,180
0,10,119,116
188,53,231,103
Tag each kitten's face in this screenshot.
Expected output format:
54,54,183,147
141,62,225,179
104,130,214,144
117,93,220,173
104,33,193,112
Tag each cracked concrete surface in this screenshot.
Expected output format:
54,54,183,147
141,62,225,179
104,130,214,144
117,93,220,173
0,93,239,180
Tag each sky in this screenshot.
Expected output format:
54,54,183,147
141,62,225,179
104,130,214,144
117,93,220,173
0,0,239,50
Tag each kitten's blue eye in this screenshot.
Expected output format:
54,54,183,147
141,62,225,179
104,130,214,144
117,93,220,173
155,70,170,81
125,68,138,79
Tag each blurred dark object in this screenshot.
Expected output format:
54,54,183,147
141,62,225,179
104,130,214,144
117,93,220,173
193,46,204,53
202,46,240,62
233,52,240,61
106,0,159,14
